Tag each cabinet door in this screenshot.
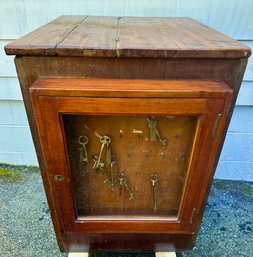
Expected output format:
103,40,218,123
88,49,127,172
30,79,232,235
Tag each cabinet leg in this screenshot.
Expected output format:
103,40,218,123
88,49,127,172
68,253,89,257
155,252,176,257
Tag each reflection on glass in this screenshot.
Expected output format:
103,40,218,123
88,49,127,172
63,115,197,217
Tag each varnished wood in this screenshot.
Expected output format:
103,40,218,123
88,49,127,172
14,56,247,251
7,16,250,252
16,56,247,92
31,78,232,98
64,233,196,252
5,16,251,59
30,81,232,236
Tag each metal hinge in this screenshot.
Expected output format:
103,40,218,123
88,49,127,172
212,113,222,139
190,208,196,224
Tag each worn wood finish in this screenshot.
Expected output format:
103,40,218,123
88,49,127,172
16,57,248,92
31,78,232,98
29,81,231,237
7,16,250,252
5,16,87,56
57,16,119,57
14,56,247,252
116,17,250,59
5,16,251,58
64,232,196,252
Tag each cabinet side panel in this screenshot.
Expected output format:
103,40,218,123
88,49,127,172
15,57,68,251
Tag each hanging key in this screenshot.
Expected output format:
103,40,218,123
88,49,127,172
118,171,126,196
147,116,158,142
147,116,168,146
110,159,116,191
155,129,168,147
103,158,116,189
104,174,112,185
105,143,112,165
118,171,135,200
103,159,115,187
92,155,104,172
93,135,111,170
124,182,135,201
78,136,89,164
150,172,158,212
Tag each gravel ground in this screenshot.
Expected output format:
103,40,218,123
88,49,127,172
0,163,252,257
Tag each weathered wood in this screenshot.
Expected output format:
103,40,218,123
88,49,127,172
57,16,119,57
4,16,87,56
9,16,250,253
5,16,251,58
1,1,253,40
117,17,251,58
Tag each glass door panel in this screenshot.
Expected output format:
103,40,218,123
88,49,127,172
63,115,197,218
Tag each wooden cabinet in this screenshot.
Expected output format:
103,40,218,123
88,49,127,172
5,16,251,252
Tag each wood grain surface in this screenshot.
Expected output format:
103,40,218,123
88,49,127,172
29,79,232,236
10,15,249,252
30,78,232,98
5,16,251,58
15,54,246,251
5,16,87,56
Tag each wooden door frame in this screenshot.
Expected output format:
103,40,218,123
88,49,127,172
29,78,232,235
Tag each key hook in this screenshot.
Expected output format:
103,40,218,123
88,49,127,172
150,171,158,182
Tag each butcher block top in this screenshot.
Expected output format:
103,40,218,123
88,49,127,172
5,15,251,59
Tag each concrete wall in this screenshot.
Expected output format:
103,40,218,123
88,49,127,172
0,1,252,180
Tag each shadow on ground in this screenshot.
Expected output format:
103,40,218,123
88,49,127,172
0,163,252,257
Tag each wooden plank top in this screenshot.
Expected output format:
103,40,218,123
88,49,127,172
5,15,251,59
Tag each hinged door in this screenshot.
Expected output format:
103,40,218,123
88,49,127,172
30,79,232,235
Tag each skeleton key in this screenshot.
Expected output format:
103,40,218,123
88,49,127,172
92,155,104,172
155,129,168,147
124,182,135,200
147,117,158,142
118,172,126,196
104,175,112,185
103,160,114,186
151,172,158,212
78,136,89,164
103,158,116,188
110,159,116,191
94,135,111,169
148,117,168,146
118,171,135,200
106,144,112,165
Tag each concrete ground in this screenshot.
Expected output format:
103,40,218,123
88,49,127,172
0,163,252,257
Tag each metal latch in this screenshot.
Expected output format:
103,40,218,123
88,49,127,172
212,113,222,139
